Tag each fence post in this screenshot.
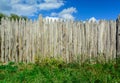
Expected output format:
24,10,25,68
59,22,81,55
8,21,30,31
116,15,120,59
39,14,43,27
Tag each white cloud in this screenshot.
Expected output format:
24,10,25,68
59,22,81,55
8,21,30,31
59,7,77,15
12,4,37,16
0,0,77,20
10,0,20,4
44,0,63,3
45,16,59,21
88,17,97,22
38,0,64,10
60,14,75,20
38,2,64,10
51,13,57,16
51,7,77,20
0,0,64,16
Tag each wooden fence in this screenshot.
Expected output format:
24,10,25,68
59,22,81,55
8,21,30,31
0,15,119,63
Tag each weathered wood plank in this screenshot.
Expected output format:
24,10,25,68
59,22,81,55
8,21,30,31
116,15,120,59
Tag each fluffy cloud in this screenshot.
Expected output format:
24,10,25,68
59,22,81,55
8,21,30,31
83,17,97,23
59,7,77,15
12,4,37,16
88,17,97,22
0,0,77,20
0,0,64,16
51,7,77,20
45,16,59,21
38,2,63,10
38,0,64,10
44,0,62,3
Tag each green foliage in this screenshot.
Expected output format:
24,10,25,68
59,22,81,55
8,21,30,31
0,13,7,20
0,13,28,24
9,13,27,20
34,56,66,69
0,13,7,24
0,59,120,83
10,13,20,20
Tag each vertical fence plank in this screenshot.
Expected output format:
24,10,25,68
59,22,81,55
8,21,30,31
18,19,21,62
65,21,69,63
69,20,73,62
15,19,19,62
1,18,5,62
110,21,116,59
77,22,82,63
116,15,120,59
93,22,98,58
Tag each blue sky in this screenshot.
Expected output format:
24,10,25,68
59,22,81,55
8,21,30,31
0,0,120,20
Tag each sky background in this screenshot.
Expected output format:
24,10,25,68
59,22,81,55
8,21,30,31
0,0,120,21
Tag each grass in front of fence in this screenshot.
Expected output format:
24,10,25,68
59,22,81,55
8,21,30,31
0,58,120,83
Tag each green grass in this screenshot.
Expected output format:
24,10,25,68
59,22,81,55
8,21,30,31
0,59,120,83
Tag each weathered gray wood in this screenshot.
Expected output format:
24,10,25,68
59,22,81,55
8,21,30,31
77,22,82,63
18,19,22,62
116,15,120,58
93,22,98,58
14,20,19,62
110,21,116,59
1,18,5,62
65,21,69,63
0,15,117,63
69,20,73,62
